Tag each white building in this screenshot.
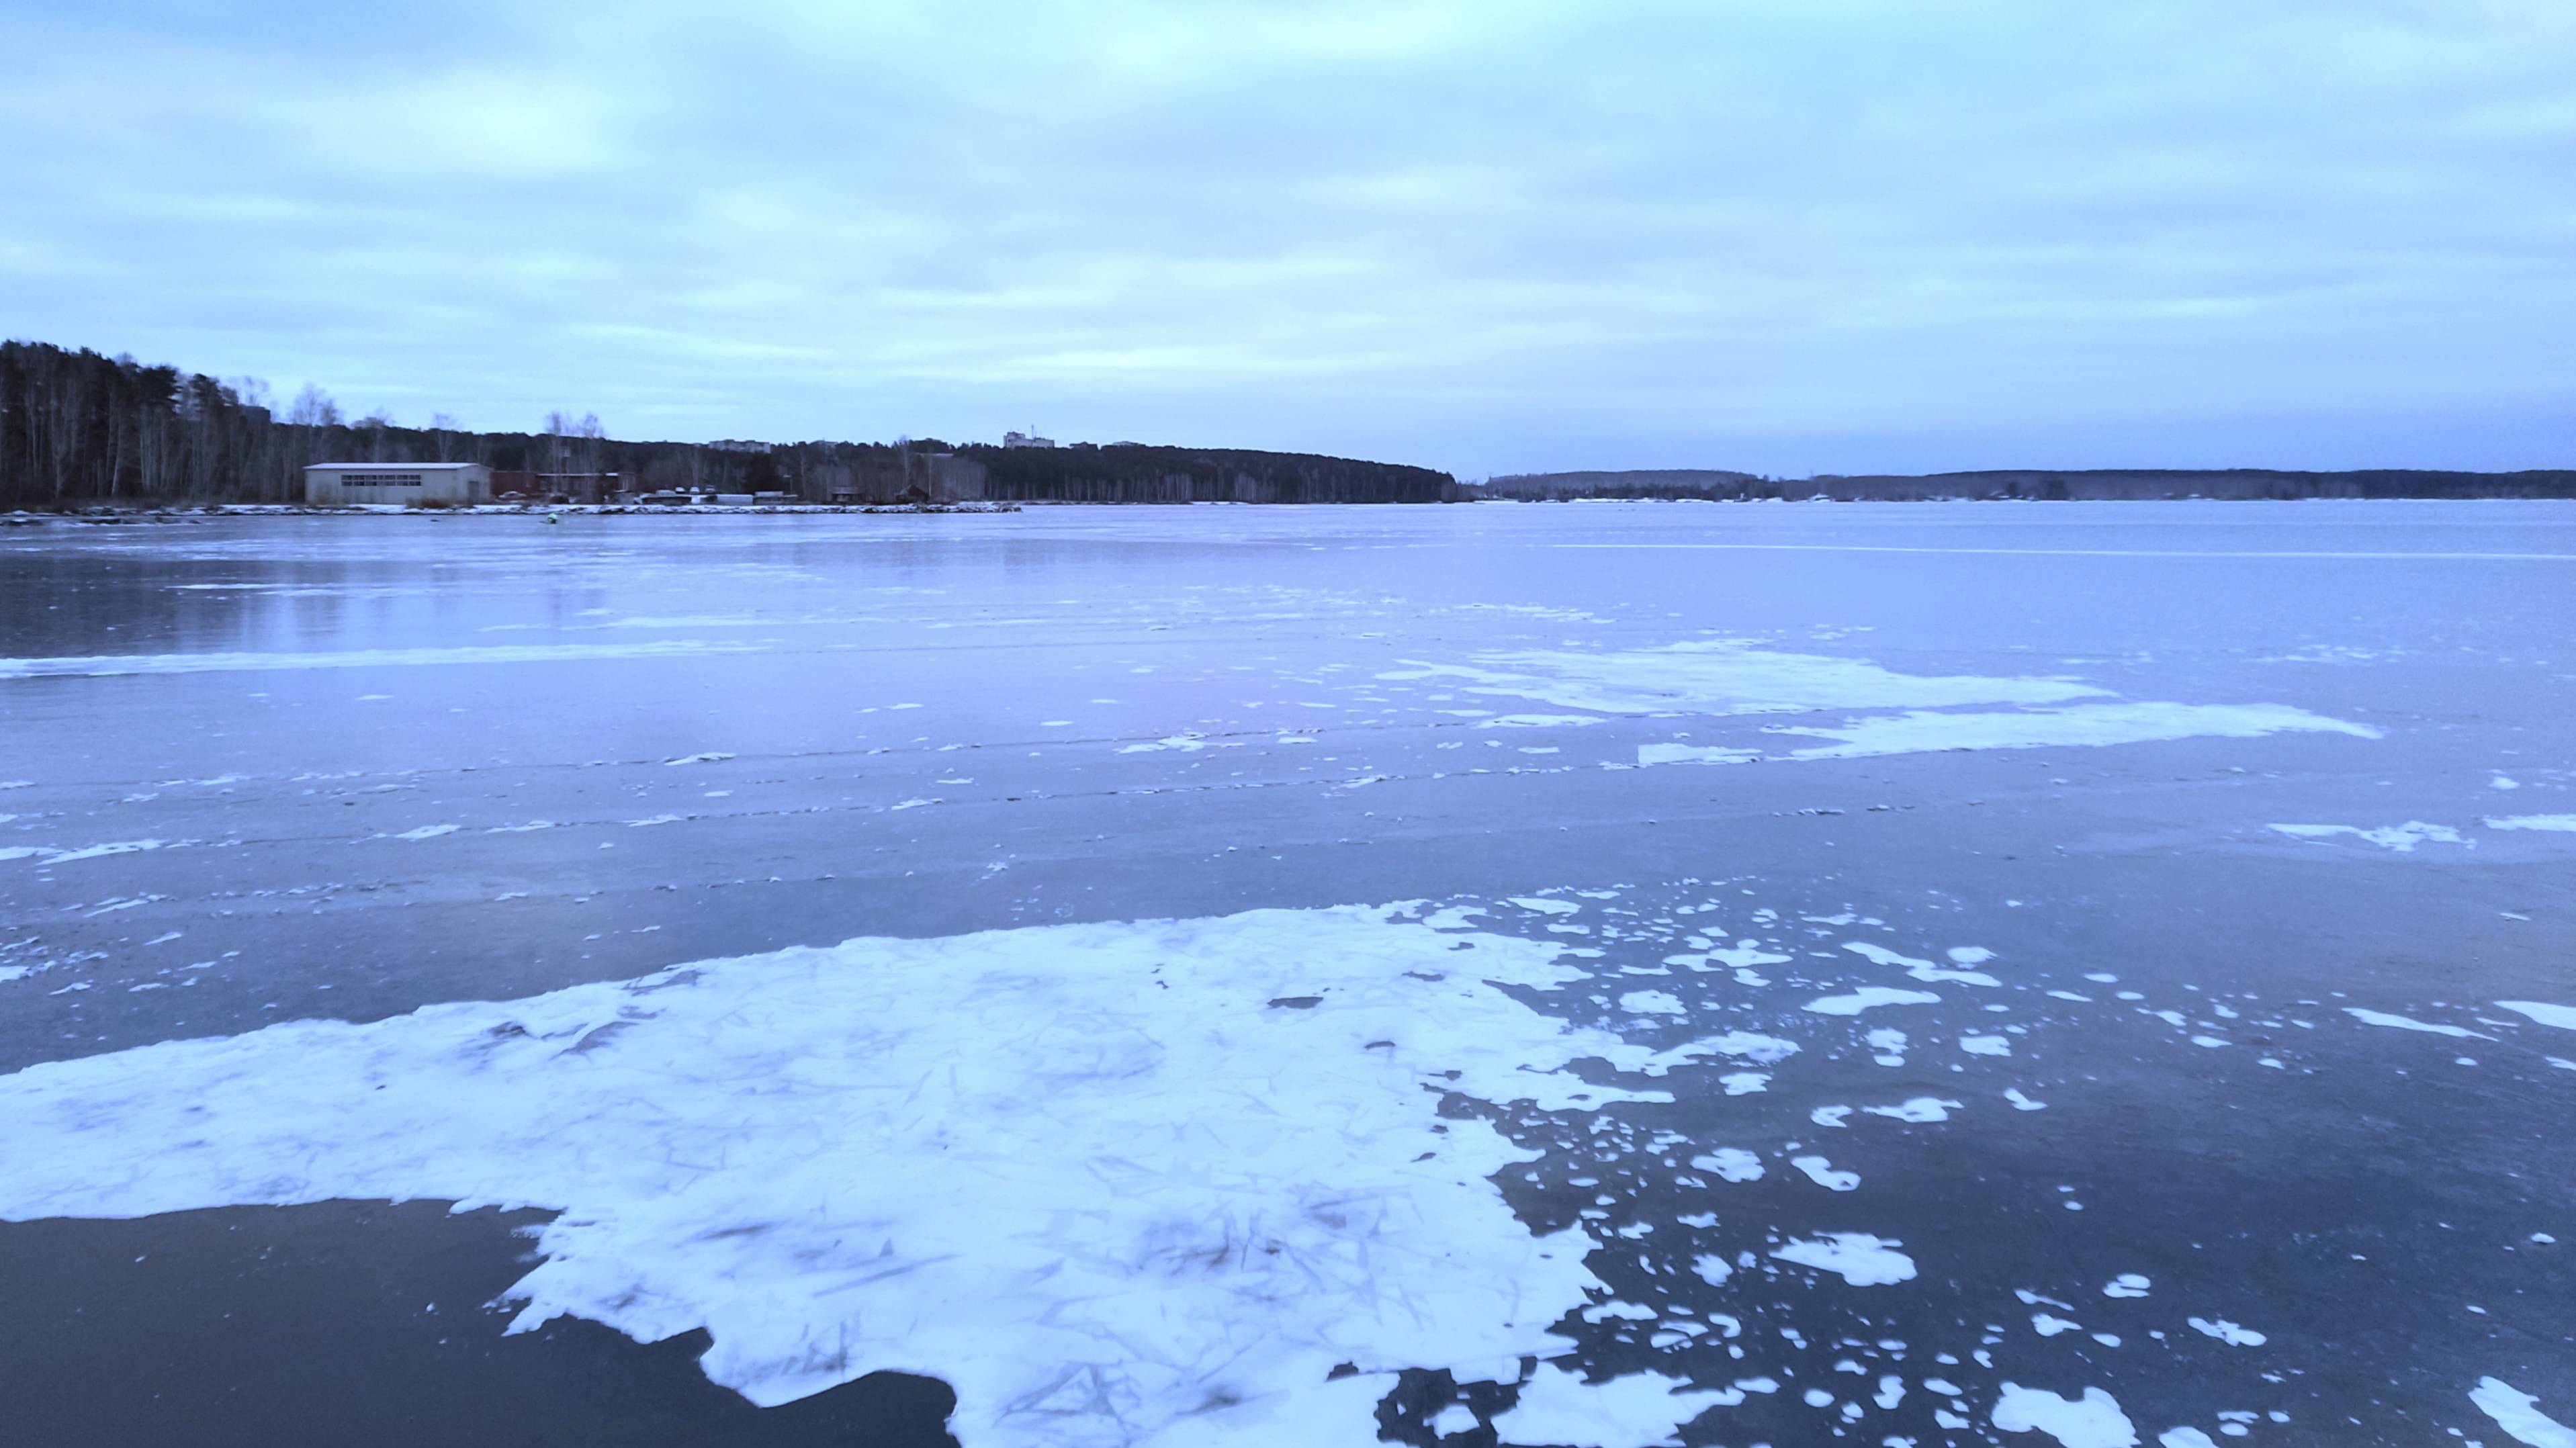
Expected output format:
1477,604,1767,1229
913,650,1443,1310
306,462,493,505
1002,430,1055,449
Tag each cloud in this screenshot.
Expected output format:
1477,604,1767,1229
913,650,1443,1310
3,0,2570,474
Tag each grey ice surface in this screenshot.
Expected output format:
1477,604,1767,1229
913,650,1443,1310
1,501,2571,1447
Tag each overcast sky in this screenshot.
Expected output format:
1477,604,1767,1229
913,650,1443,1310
4,1,2569,477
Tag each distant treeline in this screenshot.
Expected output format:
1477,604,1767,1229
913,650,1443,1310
0,340,1458,508
1478,467,2576,501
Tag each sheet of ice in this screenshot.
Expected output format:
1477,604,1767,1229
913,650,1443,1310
2343,1007,2490,1040
2156,1429,2219,1448
1991,1383,2139,1447
1805,987,1942,1017
1511,897,1582,915
2270,821,2466,852
0,639,762,678
0,905,1671,1445
1382,641,2108,719
2472,1377,2576,1448
1783,701,2375,760
392,824,460,841
1489,1363,1732,1448
2496,1001,2576,1031
2486,815,2576,833
2103,1275,2150,1298
1771,1234,1916,1286
1959,1034,2013,1057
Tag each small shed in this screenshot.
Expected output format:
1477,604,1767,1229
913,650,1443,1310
306,462,493,505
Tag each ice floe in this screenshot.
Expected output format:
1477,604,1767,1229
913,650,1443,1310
0,905,1684,1444
2186,1317,2265,1347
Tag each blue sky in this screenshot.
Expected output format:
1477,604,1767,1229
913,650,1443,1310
4,1,2569,477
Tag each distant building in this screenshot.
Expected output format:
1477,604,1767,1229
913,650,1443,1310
1002,430,1055,449
306,462,491,505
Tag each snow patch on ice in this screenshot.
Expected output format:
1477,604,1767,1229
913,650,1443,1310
2487,815,2576,833
1771,1234,1916,1286
1805,987,1942,1017
2496,1001,2576,1031
2270,821,2466,852
2343,1007,2489,1040
2472,1377,2576,1448
0,906,1668,1442
1992,1383,2139,1447
1783,701,2374,760
1489,1363,1732,1448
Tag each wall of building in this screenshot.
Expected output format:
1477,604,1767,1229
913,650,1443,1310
305,465,492,505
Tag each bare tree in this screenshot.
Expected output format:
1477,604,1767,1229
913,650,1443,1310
287,384,343,428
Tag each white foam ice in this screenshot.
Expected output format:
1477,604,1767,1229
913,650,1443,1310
2487,815,2576,833
0,640,762,679
2497,1001,2576,1031
2473,1377,2576,1448
392,824,459,841
1488,1363,1732,1448
1991,1383,2139,1447
1783,701,2374,760
1510,897,1582,915
2343,1007,2490,1040
0,905,1685,1445
1771,1234,1916,1286
2270,821,2467,852
1804,987,1942,1017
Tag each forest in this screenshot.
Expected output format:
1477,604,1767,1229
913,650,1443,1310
0,341,1459,508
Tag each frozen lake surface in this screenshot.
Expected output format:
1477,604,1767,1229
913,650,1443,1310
1,502,2571,1447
